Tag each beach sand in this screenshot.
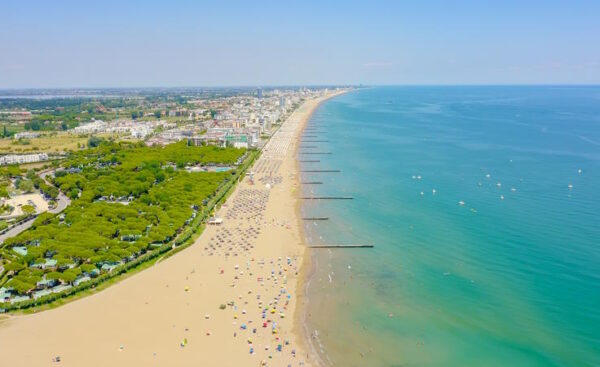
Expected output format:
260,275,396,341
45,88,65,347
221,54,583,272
0,92,342,367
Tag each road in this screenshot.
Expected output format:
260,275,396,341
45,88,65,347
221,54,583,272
39,169,71,213
0,169,71,244
0,217,36,244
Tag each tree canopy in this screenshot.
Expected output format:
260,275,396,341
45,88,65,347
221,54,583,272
1,141,246,295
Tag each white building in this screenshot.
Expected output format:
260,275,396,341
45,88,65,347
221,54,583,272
0,153,49,166
130,126,152,138
13,132,40,140
279,96,287,111
72,120,107,134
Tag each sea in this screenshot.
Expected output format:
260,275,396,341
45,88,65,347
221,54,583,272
300,86,600,367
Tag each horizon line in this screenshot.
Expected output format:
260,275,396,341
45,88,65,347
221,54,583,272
1,83,599,92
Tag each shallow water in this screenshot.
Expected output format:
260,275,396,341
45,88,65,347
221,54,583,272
301,86,600,367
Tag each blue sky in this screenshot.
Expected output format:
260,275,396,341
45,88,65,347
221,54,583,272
1,0,599,87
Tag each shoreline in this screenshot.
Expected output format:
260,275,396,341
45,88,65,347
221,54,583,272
0,91,346,367
292,90,348,367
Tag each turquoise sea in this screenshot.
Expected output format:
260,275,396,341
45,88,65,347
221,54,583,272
300,87,600,367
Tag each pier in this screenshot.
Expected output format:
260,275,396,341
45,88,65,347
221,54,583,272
298,152,332,155
298,160,320,162
302,217,329,220
302,140,329,142
301,196,354,200
300,170,340,173
300,181,323,184
309,244,374,248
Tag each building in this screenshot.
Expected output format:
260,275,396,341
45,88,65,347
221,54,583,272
225,134,249,149
279,96,286,111
130,126,152,138
257,88,263,99
36,278,59,289
31,259,58,270
72,120,107,134
13,132,40,140
0,153,49,166
12,246,28,256
74,275,91,286
10,295,31,304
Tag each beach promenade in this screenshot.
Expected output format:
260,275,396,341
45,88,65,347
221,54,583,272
0,93,338,367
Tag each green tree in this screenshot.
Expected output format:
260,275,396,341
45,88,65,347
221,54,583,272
88,136,104,148
69,189,79,200
21,205,36,215
59,270,78,284
18,180,34,193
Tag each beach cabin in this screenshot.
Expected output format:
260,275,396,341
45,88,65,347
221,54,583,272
33,289,53,300
0,287,12,302
120,234,141,242
10,295,30,304
12,246,28,256
74,275,91,287
100,262,121,273
88,268,101,278
58,262,77,271
31,259,58,270
52,284,72,294
36,278,58,289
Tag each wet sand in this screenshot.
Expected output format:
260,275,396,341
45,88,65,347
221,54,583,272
0,92,342,367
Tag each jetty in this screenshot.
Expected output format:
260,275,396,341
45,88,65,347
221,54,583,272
309,244,374,248
300,181,323,184
298,152,332,155
300,170,340,173
298,160,320,162
300,196,353,200
302,217,329,220
302,140,329,142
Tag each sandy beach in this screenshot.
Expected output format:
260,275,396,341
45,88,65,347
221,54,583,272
0,92,341,367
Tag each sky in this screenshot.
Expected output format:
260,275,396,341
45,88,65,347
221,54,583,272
1,0,599,88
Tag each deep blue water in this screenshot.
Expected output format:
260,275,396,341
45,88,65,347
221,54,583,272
300,86,600,367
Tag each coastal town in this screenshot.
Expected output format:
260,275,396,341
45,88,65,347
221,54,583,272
3,1,598,366
0,88,311,154
0,87,343,367
0,87,337,307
